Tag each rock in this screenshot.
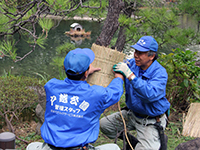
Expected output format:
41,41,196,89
36,104,45,123
35,103,45,134
175,138,200,150
30,86,46,135
195,61,200,67
36,122,42,135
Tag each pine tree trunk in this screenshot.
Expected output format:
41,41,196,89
95,0,123,47
113,26,126,52
113,1,135,52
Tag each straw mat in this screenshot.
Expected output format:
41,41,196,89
87,43,125,87
182,103,200,137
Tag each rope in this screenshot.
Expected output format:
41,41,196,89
117,101,134,150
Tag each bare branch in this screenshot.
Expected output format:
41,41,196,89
18,25,38,39
16,135,29,144
14,44,36,62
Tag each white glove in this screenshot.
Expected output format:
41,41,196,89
113,62,132,78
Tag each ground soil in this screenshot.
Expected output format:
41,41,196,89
1,120,37,136
0,120,38,149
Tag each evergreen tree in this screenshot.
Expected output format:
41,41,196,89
0,0,199,62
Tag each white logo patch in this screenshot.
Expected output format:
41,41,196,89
138,39,146,46
79,100,89,111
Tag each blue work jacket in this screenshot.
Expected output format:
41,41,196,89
40,77,123,148
125,59,170,117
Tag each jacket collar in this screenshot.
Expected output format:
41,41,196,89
134,60,159,79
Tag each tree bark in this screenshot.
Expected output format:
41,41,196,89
113,26,126,52
113,1,135,52
95,0,123,47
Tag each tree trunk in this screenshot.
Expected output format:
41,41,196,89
113,1,135,52
95,0,123,47
113,26,126,52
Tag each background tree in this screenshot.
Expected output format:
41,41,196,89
1,1,200,148
177,0,200,32
0,0,200,62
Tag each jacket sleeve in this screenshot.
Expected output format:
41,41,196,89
130,67,168,103
103,77,124,109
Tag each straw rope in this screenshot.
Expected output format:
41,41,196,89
117,101,134,150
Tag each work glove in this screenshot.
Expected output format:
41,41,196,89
113,62,132,78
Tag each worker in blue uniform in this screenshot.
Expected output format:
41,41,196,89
100,36,170,150
26,48,124,150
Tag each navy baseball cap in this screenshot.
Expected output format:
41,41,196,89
131,36,158,52
64,48,95,75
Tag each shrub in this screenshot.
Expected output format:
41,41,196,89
0,75,45,132
158,48,200,112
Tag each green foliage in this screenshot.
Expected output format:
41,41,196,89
56,42,76,54
66,0,107,21
36,35,48,49
158,48,200,110
119,91,126,108
138,7,191,45
24,7,37,20
0,1,18,13
33,72,50,83
49,42,76,79
44,0,108,21
0,39,17,60
2,69,12,77
0,14,10,32
45,0,70,12
26,35,47,50
38,18,54,32
51,42,76,68
34,18,54,48
51,57,65,69
165,27,197,46
118,14,134,26
0,75,45,131
0,1,25,34
58,68,67,80
1,0,199,63
121,5,199,54
178,0,200,21
86,0,108,21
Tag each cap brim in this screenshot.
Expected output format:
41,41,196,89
71,48,95,64
130,44,149,52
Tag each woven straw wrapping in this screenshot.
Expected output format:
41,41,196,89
87,43,125,87
182,103,200,137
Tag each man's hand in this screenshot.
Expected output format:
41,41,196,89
114,72,124,81
113,62,132,78
88,64,101,75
